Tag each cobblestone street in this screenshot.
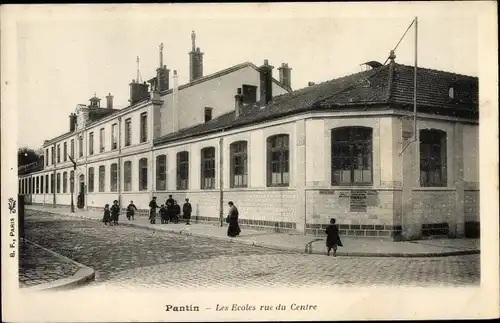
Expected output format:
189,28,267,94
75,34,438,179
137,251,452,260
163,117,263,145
24,211,480,289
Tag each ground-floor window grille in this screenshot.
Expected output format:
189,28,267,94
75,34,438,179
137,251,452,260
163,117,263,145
230,141,248,188
156,155,167,191
419,129,447,187
176,151,189,190
201,147,216,189
139,158,148,191
99,166,105,192
110,164,118,192
88,167,94,193
124,161,132,191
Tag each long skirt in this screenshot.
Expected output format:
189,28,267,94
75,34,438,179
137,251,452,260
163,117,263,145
227,220,241,237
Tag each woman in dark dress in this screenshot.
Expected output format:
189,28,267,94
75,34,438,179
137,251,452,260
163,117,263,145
110,200,120,225
102,204,112,226
325,218,343,257
226,201,241,237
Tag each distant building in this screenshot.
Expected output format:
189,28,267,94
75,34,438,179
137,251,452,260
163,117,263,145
19,33,479,240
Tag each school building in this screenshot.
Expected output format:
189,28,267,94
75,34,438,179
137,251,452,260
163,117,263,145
18,32,479,240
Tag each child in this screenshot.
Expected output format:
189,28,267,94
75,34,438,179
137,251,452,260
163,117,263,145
325,218,343,257
111,200,120,225
182,198,192,225
102,204,112,226
160,205,168,224
126,200,138,220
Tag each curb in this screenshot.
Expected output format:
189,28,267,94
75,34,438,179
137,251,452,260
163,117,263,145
23,240,95,291
29,208,481,258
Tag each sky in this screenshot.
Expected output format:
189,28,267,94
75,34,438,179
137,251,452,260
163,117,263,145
13,3,480,149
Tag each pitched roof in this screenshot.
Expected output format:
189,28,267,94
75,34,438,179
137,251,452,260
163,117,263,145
154,61,478,145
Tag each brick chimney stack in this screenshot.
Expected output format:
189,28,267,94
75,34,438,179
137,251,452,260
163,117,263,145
234,88,244,119
278,63,292,90
69,113,77,132
257,59,274,106
189,31,204,82
106,93,114,109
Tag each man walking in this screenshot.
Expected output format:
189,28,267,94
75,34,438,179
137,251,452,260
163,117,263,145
183,198,192,225
149,197,159,224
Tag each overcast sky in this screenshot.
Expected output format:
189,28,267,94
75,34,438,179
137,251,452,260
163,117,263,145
13,3,480,149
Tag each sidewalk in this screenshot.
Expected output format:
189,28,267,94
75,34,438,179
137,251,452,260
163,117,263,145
26,205,480,257
19,239,95,290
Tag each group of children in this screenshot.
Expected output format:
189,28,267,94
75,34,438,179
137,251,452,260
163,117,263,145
102,200,140,225
148,195,192,225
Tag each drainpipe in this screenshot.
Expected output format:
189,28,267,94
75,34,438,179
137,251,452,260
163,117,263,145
84,127,88,211
52,144,56,207
117,116,122,207
219,131,224,227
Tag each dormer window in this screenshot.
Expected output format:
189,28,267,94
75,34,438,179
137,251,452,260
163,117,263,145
242,84,257,104
204,107,213,122
448,87,455,100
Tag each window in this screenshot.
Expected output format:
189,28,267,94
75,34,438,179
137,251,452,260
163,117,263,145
112,123,118,150
125,118,132,146
140,113,148,143
448,87,455,99
176,151,189,190
70,170,74,192
40,176,44,194
97,165,105,192
156,155,167,191
56,173,61,193
230,141,248,188
32,177,35,193
45,174,49,193
139,158,148,191
45,149,49,166
267,134,290,186
50,174,54,194
88,167,94,192
100,128,105,152
78,136,82,157
110,163,118,192
124,161,132,191
89,132,94,155
331,127,373,185
204,107,213,123
51,147,55,165
63,172,68,193
419,129,447,187
64,142,67,161
201,147,216,189
36,177,40,194
57,144,61,163
242,84,258,104
70,139,75,158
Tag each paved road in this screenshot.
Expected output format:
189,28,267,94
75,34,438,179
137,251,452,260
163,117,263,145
24,211,480,290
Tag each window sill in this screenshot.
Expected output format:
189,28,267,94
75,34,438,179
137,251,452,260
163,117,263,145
413,187,455,191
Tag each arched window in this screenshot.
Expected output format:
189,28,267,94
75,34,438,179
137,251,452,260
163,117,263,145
88,167,94,193
230,141,248,188
201,147,216,189
63,142,68,162
63,172,68,193
98,165,105,192
267,134,290,187
331,127,373,185
110,163,118,192
56,173,61,193
419,129,447,187
124,161,132,191
156,155,167,191
176,151,189,190
448,87,455,100
139,158,148,191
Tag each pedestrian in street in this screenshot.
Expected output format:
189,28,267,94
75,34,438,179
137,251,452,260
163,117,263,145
325,218,343,257
182,198,192,225
173,200,181,224
149,197,159,224
126,200,138,220
160,205,168,224
102,204,112,226
226,201,241,238
111,200,120,225
166,195,175,222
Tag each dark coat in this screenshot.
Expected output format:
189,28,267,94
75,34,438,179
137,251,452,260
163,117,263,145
102,209,111,223
227,205,241,237
110,205,120,221
173,204,181,216
127,203,137,216
325,224,343,248
149,200,159,211
183,202,192,218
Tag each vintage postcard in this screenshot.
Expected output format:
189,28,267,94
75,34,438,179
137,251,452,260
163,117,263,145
1,2,498,322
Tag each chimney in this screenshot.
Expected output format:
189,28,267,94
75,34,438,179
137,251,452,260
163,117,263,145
172,70,180,133
257,59,274,106
277,63,292,90
106,93,114,109
308,81,316,87
69,113,77,132
189,31,204,82
129,80,150,105
156,65,170,92
234,88,244,119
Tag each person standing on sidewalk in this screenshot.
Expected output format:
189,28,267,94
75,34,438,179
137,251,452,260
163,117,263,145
160,205,168,224
226,201,241,237
126,200,138,220
102,204,112,226
166,195,175,222
149,197,159,224
111,200,121,225
173,200,181,224
325,218,343,257
182,198,192,225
